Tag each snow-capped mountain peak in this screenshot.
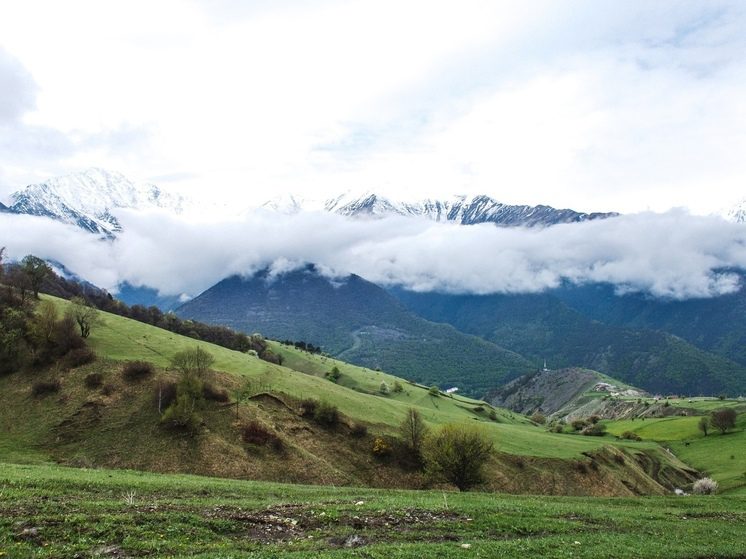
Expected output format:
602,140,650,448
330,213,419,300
724,198,746,223
8,168,187,235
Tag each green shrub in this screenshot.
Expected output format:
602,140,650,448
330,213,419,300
393,380,404,393
530,412,546,425
313,401,339,426
488,410,498,421
422,424,493,491
326,366,341,383
620,430,642,441
581,423,607,437
571,418,588,431
428,385,440,397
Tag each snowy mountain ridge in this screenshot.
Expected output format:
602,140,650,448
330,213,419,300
265,191,618,226
5,168,618,233
6,168,187,235
725,198,746,223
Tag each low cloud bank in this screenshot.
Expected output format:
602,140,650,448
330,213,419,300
3,208,746,300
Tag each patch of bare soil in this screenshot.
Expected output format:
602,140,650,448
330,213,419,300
202,504,467,546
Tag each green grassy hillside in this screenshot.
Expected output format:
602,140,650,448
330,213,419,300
604,406,746,493
0,295,700,497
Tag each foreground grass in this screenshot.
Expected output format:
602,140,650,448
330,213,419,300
1,462,745,559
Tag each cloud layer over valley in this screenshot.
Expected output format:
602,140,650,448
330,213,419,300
4,209,746,301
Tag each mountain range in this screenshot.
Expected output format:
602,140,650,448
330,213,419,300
5,169,746,234
4,168,620,233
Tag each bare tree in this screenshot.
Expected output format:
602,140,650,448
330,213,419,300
400,407,428,459
710,408,737,434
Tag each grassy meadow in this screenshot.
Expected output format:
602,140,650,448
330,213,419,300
1,462,745,559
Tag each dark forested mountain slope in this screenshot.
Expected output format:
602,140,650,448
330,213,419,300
176,266,534,395
391,289,746,396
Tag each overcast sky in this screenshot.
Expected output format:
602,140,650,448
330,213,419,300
1,0,745,213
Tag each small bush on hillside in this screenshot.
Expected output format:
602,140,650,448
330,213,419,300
581,423,607,437
350,423,368,438
692,477,718,495
65,346,96,368
84,372,104,389
620,430,642,441
428,385,440,397
550,424,564,433
423,424,493,491
473,406,485,413
313,401,339,426
379,381,390,395
571,419,588,431
101,383,117,396
241,421,283,451
122,361,154,382
326,366,341,383
488,410,498,421
32,380,60,397
530,412,546,425
588,415,600,424
299,398,318,417
372,436,392,457
392,380,404,393
202,382,230,402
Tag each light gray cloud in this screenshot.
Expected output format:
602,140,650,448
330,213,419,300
2,209,745,301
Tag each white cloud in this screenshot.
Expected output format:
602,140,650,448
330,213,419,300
3,209,746,300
